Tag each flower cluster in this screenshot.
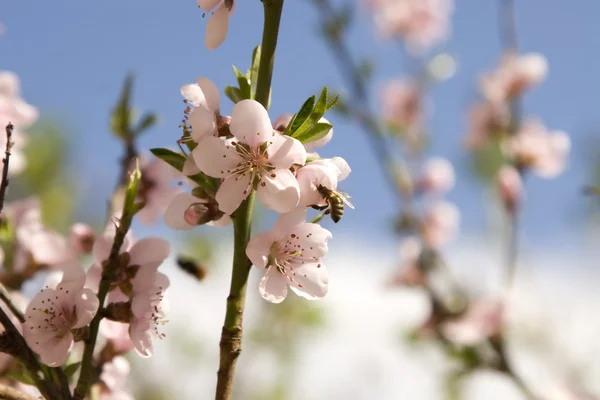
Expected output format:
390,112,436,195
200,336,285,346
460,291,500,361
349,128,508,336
367,0,454,53
0,71,38,175
159,77,351,303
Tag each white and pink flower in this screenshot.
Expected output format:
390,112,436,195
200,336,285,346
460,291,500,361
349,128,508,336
296,157,351,208
23,261,99,366
193,99,306,214
137,157,179,225
418,157,455,195
246,208,331,303
99,356,134,400
198,0,235,50
181,77,221,141
381,78,422,132
420,201,460,249
272,113,334,154
496,165,523,212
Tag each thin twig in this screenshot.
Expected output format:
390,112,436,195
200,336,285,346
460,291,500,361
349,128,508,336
0,123,14,215
0,285,24,323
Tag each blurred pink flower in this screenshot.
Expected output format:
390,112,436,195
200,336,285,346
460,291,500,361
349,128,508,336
192,99,306,214
370,0,453,52
181,76,221,140
99,356,134,400
480,53,548,105
129,270,170,357
505,119,570,178
100,320,134,354
381,78,422,134
464,102,509,149
441,299,504,345
69,223,95,254
418,157,455,195
389,237,425,287
420,201,460,249
137,157,178,226
198,0,235,50
246,208,331,303
296,157,351,208
163,189,231,230
23,261,99,366
496,165,523,212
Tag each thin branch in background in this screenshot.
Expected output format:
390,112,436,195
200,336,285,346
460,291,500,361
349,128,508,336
0,123,14,215
312,0,403,201
0,284,25,324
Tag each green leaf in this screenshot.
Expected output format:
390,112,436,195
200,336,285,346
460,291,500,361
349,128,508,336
110,73,135,140
293,122,332,144
326,94,340,111
150,148,186,172
290,87,329,139
224,86,244,104
62,362,81,378
284,95,315,136
189,172,219,196
233,65,252,100
249,45,261,95
124,159,142,214
133,112,158,136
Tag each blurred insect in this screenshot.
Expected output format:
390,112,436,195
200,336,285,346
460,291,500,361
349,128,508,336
177,257,208,281
311,185,354,223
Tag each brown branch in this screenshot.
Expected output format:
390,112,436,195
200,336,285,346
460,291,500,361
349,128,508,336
0,285,24,324
0,384,38,400
0,123,14,216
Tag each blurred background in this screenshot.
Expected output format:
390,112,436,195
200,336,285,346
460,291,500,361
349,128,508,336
2,1,600,399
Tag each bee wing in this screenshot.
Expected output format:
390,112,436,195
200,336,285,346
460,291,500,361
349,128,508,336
333,189,355,209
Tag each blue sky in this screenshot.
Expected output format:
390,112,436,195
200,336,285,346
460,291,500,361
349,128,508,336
2,0,599,251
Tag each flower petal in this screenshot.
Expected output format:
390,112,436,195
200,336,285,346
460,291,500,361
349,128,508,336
216,173,252,215
180,84,207,108
273,113,293,131
205,3,231,50
296,162,338,207
246,231,275,269
329,157,351,181
73,288,100,328
93,235,114,265
182,156,201,176
230,100,273,148
197,0,221,9
289,262,328,300
39,334,73,367
257,169,300,213
164,193,198,230
129,320,154,357
304,117,333,152
272,208,307,239
193,136,242,178
290,222,332,258
266,135,307,168
259,267,289,304
128,237,170,268
188,105,216,140
197,77,220,113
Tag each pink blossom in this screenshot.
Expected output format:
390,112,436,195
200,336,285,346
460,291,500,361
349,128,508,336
464,102,509,148
91,235,170,297
198,0,235,50
371,0,453,52
420,201,460,249
23,261,99,366
99,356,134,400
181,76,221,140
480,53,548,105
246,208,331,303
381,78,422,133
129,270,169,357
441,299,504,345
296,157,351,208
100,320,134,354
418,157,455,195
496,165,523,212
69,223,95,254
193,99,306,214
137,157,178,225
505,119,570,178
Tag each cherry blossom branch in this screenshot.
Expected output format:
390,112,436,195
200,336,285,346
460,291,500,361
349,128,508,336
0,123,14,216
215,2,283,398
0,384,38,400
311,0,403,201
0,285,24,324
73,166,141,400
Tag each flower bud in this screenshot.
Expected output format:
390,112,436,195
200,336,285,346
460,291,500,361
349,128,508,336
69,223,95,254
184,203,212,226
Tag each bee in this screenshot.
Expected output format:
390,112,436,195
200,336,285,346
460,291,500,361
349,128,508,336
311,185,354,223
177,257,208,281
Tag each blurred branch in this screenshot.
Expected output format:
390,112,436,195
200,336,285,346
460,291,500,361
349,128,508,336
311,0,403,201
0,285,24,323
0,123,13,215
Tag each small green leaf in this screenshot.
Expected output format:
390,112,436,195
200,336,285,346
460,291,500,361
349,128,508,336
189,172,219,196
249,45,261,94
124,159,142,214
62,362,81,378
224,86,244,104
110,73,135,140
133,112,158,136
285,95,315,136
290,87,330,139
233,65,252,99
293,122,332,144
326,94,340,111
150,148,186,172
313,86,328,117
